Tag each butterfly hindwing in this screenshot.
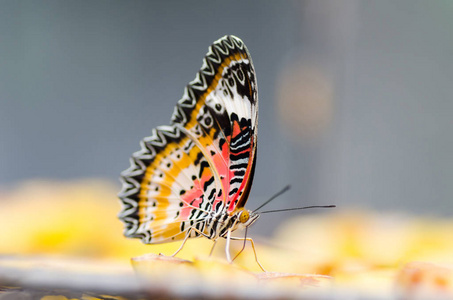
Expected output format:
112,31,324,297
119,35,258,244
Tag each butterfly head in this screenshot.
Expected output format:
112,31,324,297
236,209,260,229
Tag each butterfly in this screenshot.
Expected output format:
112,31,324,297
118,35,263,270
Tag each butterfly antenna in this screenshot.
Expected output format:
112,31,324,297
253,185,291,213
259,205,336,214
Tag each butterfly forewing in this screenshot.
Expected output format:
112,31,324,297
119,35,258,244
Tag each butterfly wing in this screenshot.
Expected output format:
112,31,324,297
119,35,258,244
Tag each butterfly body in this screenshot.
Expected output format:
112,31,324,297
204,207,260,240
119,36,259,252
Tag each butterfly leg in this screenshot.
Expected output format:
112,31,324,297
170,227,211,257
231,227,248,262
225,228,233,263
169,228,193,257
231,238,247,262
209,239,218,256
230,236,266,272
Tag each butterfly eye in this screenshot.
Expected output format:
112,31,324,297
239,210,250,223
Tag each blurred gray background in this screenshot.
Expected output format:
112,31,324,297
1,1,452,233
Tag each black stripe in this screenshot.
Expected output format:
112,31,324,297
219,138,227,150
198,221,205,232
231,131,250,147
208,188,216,201
234,170,245,177
229,187,239,196
183,140,194,152
230,162,248,170
230,177,243,184
189,208,197,219
194,151,204,165
199,161,209,177
195,222,201,231
201,201,211,211
231,137,249,149
195,209,205,219
215,201,223,212
230,143,251,153
203,176,215,191
230,151,250,161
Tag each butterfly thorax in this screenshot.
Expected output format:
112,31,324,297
204,206,260,240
